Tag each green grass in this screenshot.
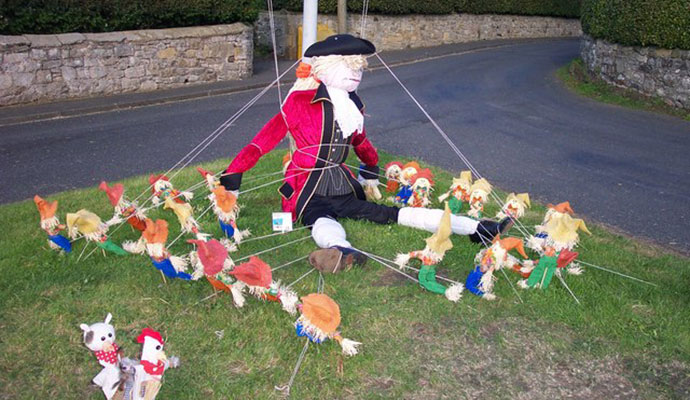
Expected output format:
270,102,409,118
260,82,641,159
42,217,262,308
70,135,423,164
1,151,690,399
556,58,690,121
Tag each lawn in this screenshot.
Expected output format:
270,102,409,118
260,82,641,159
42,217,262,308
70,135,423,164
0,150,689,399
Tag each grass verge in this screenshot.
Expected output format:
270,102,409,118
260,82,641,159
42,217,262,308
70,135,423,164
0,151,689,399
556,58,690,121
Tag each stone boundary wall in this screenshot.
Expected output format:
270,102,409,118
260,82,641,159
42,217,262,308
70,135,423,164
581,35,690,110
0,24,253,106
255,11,581,58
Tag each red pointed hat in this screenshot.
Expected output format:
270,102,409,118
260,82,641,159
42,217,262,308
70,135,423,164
33,195,58,220
188,239,228,276
411,168,435,186
137,327,164,345
557,249,579,269
384,161,403,170
148,174,170,192
98,181,124,207
142,218,169,244
229,256,272,288
196,167,213,178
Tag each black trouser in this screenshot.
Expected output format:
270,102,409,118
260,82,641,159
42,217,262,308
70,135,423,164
301,194,400,226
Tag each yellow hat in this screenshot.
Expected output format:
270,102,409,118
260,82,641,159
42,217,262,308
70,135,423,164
425,202,453,255
470,178,492,194
544,213,591,245
164,197,193,226
515,193,530,208
66,209,102,235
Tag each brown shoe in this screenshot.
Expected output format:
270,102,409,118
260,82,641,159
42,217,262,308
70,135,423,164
309,248,355,274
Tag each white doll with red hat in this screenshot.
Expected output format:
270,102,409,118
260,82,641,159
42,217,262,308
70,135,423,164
79,313,122,400
132,328,179,400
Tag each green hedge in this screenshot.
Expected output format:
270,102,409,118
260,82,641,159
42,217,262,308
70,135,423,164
271,0,581,17
581,0,690,50
0,0,262,35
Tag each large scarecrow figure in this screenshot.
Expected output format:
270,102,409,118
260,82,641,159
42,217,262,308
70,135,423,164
221,34,511,271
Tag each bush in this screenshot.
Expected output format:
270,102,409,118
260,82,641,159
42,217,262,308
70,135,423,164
581,0,690,50
0,0,262,35
271,0,580,17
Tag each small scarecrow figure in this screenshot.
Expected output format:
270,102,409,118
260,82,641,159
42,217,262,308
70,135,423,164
409,168,434,208
132,328,180,400
295,293,361,356
496,192,530,220
394,161,421,205
66,209,127,255
395,203,464,302
197,167,250,243
79,313,122,400
519,248,579,290
149,174,193,205
437,170,472,215
528,202,591,253
187,238,246,305
33,195,71,253
123,219,192,280
228,256,299,314
467,178,492,219
99,181,147,232
384,161,403,194
465,235,528,300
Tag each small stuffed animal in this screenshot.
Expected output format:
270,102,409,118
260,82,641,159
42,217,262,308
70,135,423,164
132,328,180,400
384,161,403,193
466,178,492,219
394,161,421,205
80,313,122,400
409,168,434,208
437,171,472,214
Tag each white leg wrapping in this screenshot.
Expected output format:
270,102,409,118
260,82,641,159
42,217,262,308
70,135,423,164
397,207,479,235
312,217,351,249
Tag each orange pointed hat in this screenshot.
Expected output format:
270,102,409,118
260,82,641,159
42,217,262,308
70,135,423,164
497,235,528,259
229,256,272,287
212,186,237,213
142,218,169,244
196,167,213,178
301,293,341,334
98,181,124,207
33,195,58,220
547,201,574,215
188,238,227,275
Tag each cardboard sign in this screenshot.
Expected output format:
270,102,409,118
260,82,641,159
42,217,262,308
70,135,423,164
272,212,293,232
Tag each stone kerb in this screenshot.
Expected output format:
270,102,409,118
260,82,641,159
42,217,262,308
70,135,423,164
0,23,253,106
581,35,690,110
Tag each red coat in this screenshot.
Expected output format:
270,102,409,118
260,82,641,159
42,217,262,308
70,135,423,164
226,84,379,221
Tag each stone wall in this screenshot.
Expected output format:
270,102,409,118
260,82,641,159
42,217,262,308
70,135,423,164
255,11,581,59
0,24,253,106
581,35,690,110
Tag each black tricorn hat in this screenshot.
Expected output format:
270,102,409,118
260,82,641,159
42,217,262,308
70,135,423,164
304,34,376,57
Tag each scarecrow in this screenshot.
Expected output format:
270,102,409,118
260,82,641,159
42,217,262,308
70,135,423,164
528,201,591,253
220,34,512,273
295,293,361,356
384,161,403,194
465,235,528,300
187,238,245,306
394,161,421,205
33,195,71,252
519,248,579,290
66,209,127,255
408,168,434,208
467,178,492,219
437,170,472,215
197,167,249,243
123,219,192,280
394,203,464,301
228,256,299,314
99,181,147,232
496,192,530,220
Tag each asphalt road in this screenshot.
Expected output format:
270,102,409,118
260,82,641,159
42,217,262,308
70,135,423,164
2,38,689,253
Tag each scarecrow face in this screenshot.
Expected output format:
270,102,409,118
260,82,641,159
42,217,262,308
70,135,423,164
316,55,367,92
400,167,418,185
503,198,524,219
385,165,402,180
454,182,471,199
412,178,432,196
154,179,172,193
470,189,487,206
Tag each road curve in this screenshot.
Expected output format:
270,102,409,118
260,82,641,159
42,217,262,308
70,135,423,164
1,38,689,252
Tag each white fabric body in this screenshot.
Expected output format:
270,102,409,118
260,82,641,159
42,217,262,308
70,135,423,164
397,207,479,235
312,217,351,249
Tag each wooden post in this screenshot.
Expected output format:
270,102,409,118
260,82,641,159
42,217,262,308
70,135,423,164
337,0,347,34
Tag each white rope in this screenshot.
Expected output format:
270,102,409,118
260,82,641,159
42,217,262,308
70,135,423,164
275,339,310,395
271,254,310,272
235,236,312,262
286,267,317,289
242,225,313,244
366,251,460,285
360,0,370,37
354,247,419,283
556,270,581,305
577,260,657,287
